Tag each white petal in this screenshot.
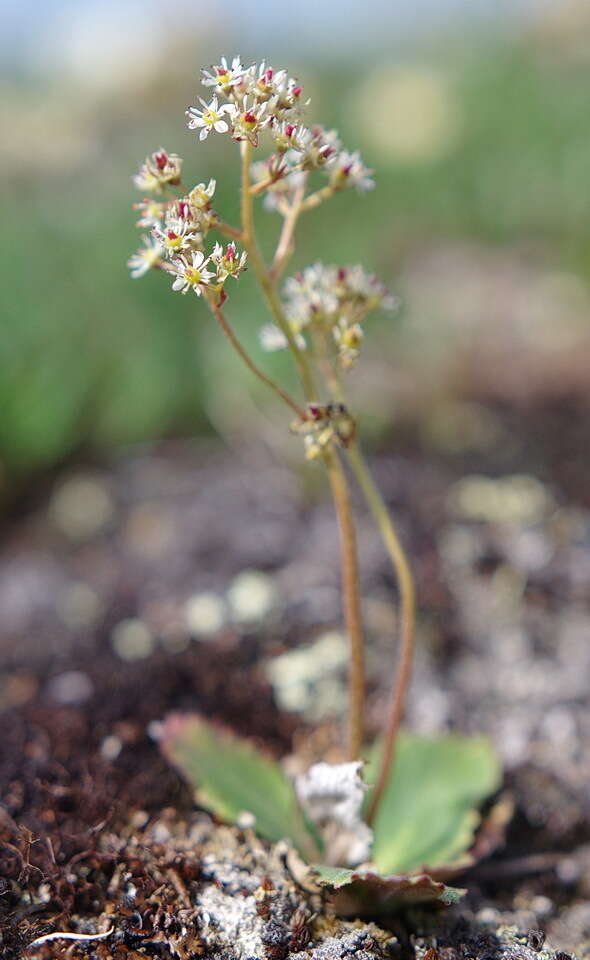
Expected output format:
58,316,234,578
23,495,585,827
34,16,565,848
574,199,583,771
199,128,208,141
214,120,228,133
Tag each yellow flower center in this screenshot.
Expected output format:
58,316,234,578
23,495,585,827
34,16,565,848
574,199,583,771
203,110,220,126
185,267,202,286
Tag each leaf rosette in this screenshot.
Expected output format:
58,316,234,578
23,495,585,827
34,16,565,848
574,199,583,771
160,714,504,913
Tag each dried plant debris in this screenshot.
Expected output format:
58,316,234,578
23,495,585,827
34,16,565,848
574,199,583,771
5,811,397,960
413,917,570,960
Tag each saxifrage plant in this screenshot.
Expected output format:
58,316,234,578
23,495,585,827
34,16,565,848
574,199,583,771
127,56,504,911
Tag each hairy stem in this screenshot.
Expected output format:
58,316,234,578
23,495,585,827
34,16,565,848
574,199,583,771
324,449,366,760
301,184,335,212
346,443,416,825
203,290,306,421
270,181,306,282
216,220,243,241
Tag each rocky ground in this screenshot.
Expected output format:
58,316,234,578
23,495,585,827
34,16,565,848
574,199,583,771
1,398,589,957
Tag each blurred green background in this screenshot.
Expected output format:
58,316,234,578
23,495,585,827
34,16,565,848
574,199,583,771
2,0,590,491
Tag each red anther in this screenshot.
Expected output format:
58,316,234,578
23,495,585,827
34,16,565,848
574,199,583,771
308,403,322,420
264,68,273,82
285,124,295,138
342,163,353,176
292,86,302,97
226,243,236,260
177,200,190,218
167,231,178,240
337,268,347,282
154,151,168,170
244,111,257,124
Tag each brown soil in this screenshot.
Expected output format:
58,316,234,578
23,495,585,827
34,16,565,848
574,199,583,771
1,398,590,958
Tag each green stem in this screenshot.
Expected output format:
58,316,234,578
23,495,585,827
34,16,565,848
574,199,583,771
346,443,416,825
203,290,306,421
239,141,317,401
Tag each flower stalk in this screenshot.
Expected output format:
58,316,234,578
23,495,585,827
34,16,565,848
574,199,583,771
346,444,416,824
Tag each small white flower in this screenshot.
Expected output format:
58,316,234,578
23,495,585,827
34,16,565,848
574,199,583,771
186,96,236,141
210,241,247,281
189,179,216,209
127,236,163,278
132,149,183,194
171,250,215,295
152,219,198,257
133,198,167,229
272,121,308,153
260,324,306,352
330,150,374,192
201,56,244,92
298,126,341,170
231,98,269,144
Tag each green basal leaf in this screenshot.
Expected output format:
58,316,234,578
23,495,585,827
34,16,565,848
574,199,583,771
365,732,501,875
160,713,310,852
314,865,465,910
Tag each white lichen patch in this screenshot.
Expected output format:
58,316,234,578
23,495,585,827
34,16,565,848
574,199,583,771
295,761,373,867
266,631,348,718
198,884,265,959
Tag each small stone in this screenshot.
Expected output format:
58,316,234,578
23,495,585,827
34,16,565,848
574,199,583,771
47,670,93,705
111,618,155,661
236,811,257,830
0,671,38,709
227,570,276,624
100,735,123,761
49,475,114,540
184,592,225,638
448,474,553,525
57,582,101,629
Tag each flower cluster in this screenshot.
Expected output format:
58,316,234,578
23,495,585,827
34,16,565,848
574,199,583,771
291,403,357,460
128,168,246,296
128,58,390,384
186,57,373,206
262,263,398,368
187,58,306,147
